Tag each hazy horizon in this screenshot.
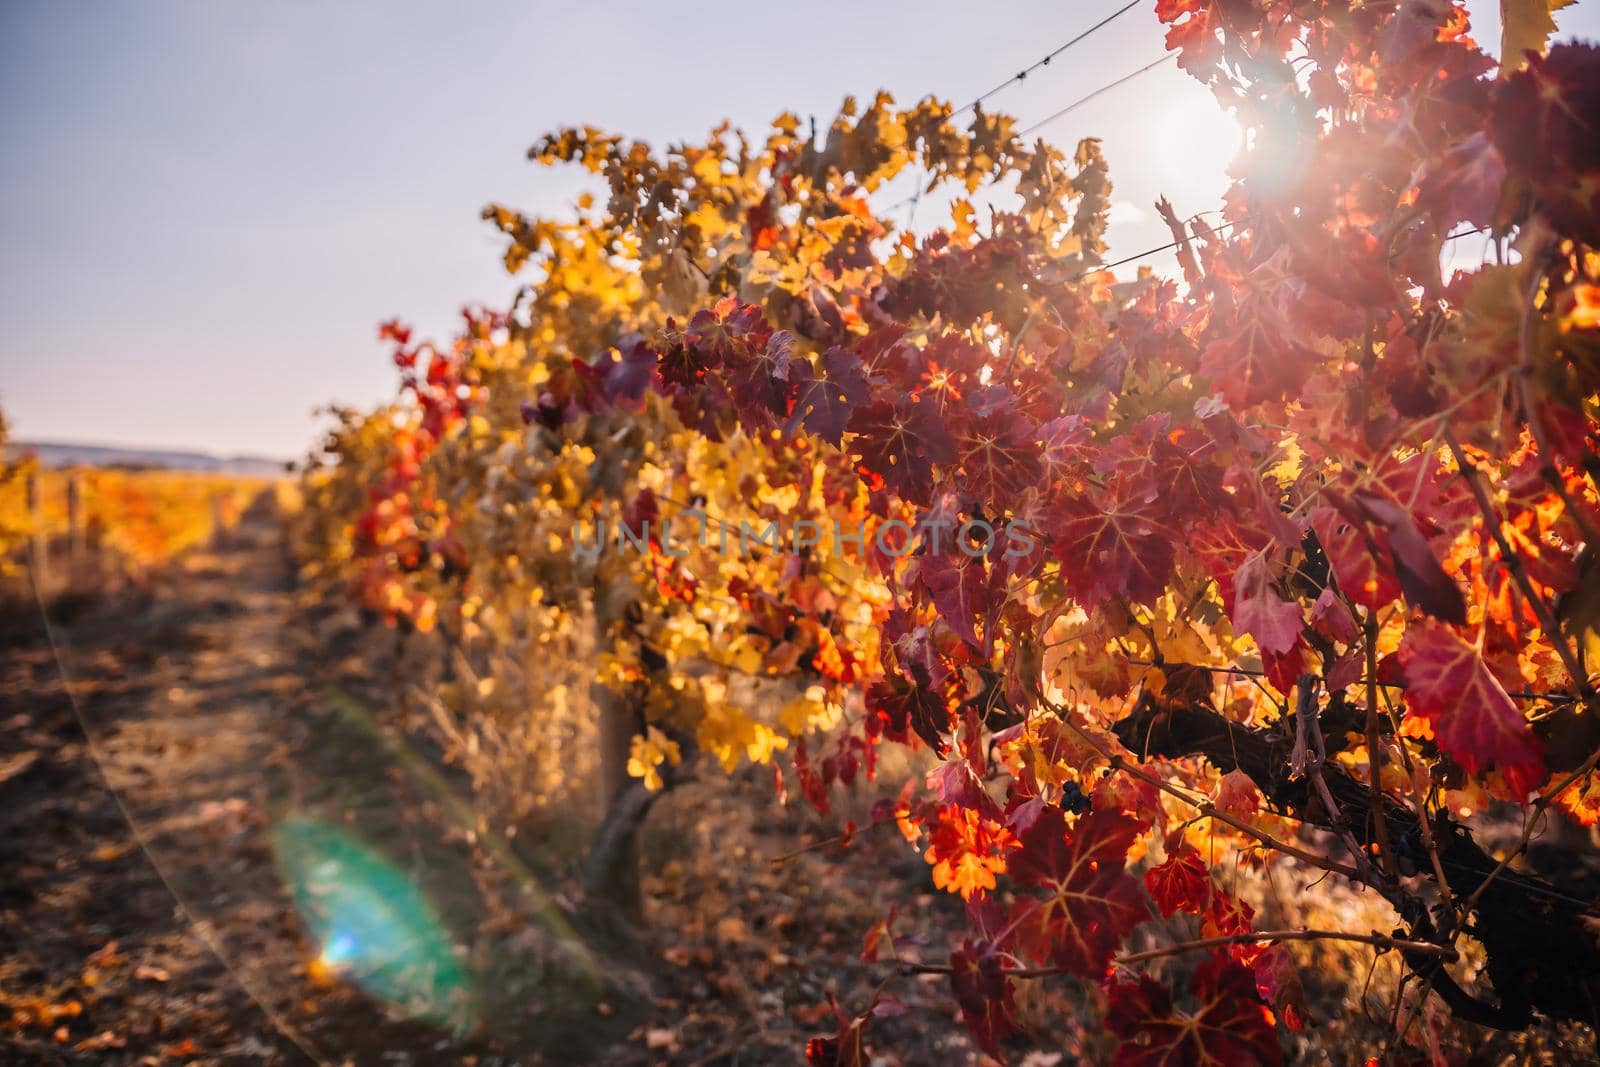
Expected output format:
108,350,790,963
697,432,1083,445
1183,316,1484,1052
8,435,290,461
3,1,1595,458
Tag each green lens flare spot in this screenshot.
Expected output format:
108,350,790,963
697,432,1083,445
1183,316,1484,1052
270,817,474,1030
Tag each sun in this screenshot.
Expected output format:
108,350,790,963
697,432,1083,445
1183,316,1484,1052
1144,87,1246,213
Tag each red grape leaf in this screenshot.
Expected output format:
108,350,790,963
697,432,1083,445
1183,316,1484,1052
600,335,659,409
1308,507,1401,611
786,345,869,446
804,992,906,1067
1260,637,1307,697
954,406,1044,507
949,939,1020,1062
1252,945,1309,1033
1398,619,1546,798
1159,1,1223,79
1197,306,1313,408
1050,477,1176,608
848,397,954,505
1094,770,1168,834
1107,955,1283,1067
917,550,994,653
1214,769,1262,817
1417,131,1507,229
1009,807,1148,975
1353,493,1467,624
1308,587,1359,644
1492,43,1600,246
1232,552,1303,655
926,760,1004,821
866,676,951,754
924,805,1019,900
1144,840,1212,918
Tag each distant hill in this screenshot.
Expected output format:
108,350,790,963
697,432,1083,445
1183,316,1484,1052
9,440,290,476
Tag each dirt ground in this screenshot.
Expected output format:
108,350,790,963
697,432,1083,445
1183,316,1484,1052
10,495,1597,1066
0,495,1062,1066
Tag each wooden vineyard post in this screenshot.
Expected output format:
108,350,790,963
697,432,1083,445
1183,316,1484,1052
66,473,86,571
26,470,47,590
211,492,227,550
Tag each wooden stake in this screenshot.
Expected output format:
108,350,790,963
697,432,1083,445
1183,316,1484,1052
26,470,47,589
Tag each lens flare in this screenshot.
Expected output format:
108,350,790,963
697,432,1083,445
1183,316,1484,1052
270,817,475,1030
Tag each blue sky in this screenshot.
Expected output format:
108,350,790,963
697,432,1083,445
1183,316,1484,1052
2,1,1595,458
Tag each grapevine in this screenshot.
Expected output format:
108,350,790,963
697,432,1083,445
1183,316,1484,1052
298,2,1600,1060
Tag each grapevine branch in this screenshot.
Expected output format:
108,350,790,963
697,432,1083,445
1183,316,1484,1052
1039,699,1367,883
1112,692,1600,1026
1120,657,1576,703
1363,614,1399,880
896,928,1458,977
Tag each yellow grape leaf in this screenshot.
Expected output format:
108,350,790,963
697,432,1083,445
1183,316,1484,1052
1553,284,1600,354
780,684,842,735
723,634,765,675
694,699,787,772
1555,775,1600,827
744,722,788,765
1500,0,1575,73
1265,435,1304,485
951,199,978,245
627,727,681,791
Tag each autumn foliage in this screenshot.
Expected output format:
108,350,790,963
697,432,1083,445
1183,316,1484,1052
298,0,1600,1061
